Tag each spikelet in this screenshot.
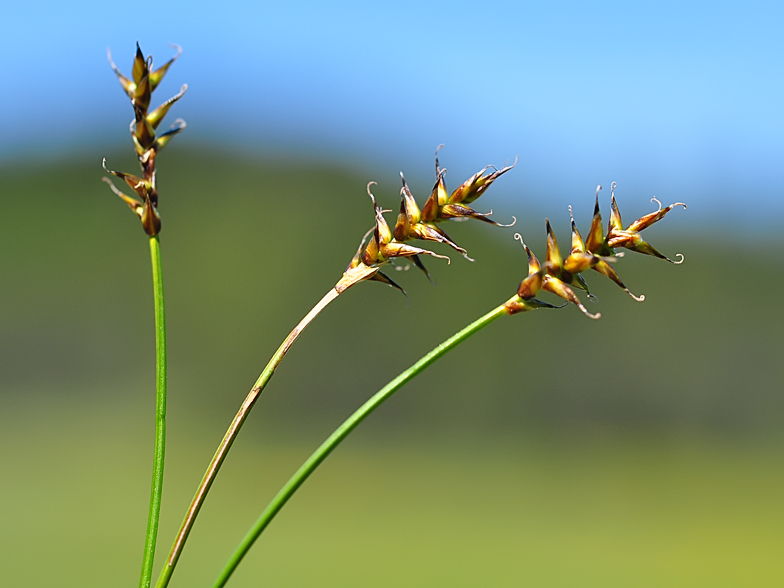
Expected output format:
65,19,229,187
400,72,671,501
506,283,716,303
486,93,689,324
103,43,187,236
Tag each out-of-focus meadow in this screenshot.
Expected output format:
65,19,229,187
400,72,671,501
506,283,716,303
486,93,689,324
1,148,782,586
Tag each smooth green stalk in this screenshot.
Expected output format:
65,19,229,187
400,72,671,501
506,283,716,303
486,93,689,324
140,235,167,588
155,288,340,588
211,302,510,587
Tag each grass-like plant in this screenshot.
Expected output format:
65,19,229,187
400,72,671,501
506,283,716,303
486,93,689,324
102,42,185,588
103,44,685,587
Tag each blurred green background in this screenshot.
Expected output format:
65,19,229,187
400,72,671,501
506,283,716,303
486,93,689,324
1,147,782,586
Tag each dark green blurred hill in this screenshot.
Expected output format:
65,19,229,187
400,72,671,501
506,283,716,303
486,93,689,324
3,148,782,437
1,150,782,587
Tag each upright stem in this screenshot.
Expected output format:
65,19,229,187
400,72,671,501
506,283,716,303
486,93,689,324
156,288,340,588
212,302,510,587
140,235,167,588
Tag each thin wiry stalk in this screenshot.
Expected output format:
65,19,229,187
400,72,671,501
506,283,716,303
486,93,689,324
211,302,510,587
139,235,167,588
155,288,340,588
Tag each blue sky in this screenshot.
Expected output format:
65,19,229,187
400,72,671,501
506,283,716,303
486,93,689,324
3,1,783,228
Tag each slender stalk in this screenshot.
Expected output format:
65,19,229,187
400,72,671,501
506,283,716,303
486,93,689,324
155,288,340,588
140,235,168,588
211,302,510,587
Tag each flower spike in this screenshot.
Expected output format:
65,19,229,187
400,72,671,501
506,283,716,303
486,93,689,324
510,182,688,316
103,44,186,235
339,148,518,298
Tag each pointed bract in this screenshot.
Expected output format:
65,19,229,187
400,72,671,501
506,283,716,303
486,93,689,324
133,103,157,151
605,188,686,264
147,84,188,129
154,119,186,152
585,186,607,254
626,197,687,233
133,69,152,112
545,219,563,276
370,271,408,298
399,174,421,225
516,268,543,300
132,43,147,85
140,193,162,236
608,184,624,234
149,44,182,91
107,48,135,98
439,203,509,226
421,146,448,222
421,170,446,223
448,157,517,205
591,259,645,301
409,223,469,257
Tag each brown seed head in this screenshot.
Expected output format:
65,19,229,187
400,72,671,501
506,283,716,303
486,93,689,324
507,186,687,318
103,44,187,236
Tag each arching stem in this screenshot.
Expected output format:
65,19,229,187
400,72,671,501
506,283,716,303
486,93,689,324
211,302,510,587
155,288,340,588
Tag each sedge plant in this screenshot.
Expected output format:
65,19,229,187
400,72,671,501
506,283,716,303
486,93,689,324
102,43,186,588
102,43,686,586
211,182,686,585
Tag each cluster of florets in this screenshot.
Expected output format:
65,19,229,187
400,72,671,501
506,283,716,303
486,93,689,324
506,183,686,317
336,147,516,293
102,43,187,236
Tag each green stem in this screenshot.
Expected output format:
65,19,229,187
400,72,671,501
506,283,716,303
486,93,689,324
155,288,340,588
140,235,167,588
211,302,510,587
